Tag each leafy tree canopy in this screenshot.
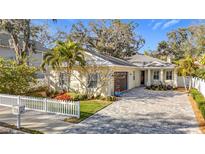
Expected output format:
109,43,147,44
0,19,49,64
154,25,205,60
69,20,145,59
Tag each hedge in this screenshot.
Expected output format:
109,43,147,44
190,88,205,118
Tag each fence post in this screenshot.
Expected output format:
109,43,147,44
77,101,80,119
17,96,21,129
17,95,20,105
44,98,47,112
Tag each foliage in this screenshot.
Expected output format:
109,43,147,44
54,93,71,101
190,88,205,118
42,39,85,70
146,84,173,91
200,54,205,65
0,19,47,64
194,68,205,80
0,58,37,95
64,100,112,123
69,20,145,59
176,56,198,91
106,96,117,101
176,56,198,77
41,38,86,90
154,25,205,60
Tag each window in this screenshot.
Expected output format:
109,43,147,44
133,71,135,80
88,73,98,88
59,73,66,86
153,71,159,80
166,71,172,80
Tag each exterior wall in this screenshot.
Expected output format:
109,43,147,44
47,66,141,96
0,47,16,59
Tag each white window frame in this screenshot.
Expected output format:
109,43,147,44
88,73,98,88
153,70,160,80
59,72,66,86
166,70,173,80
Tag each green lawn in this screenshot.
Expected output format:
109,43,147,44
64,100,112,123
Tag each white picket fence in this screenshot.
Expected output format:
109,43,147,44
177,76,205,97
0,94,80,118
191,77,205,97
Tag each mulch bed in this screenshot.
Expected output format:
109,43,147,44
188,96,205,134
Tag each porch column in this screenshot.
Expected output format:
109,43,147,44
160,69,164,83
147,69,151,86
173,69,178,88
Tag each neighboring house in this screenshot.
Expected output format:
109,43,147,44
0,31,47,78
46,50,177,96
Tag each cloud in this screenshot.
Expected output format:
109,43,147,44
162,19,180,29
152,22,163,30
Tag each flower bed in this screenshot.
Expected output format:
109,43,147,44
54,93,71,101
146,84,173,91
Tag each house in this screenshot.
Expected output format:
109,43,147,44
0,31,47,78
46,50,177,96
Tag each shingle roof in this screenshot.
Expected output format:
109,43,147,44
86,51,175,68
0,31,48,52
126,53,175,68
85,50,136,67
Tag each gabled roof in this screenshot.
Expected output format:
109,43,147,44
0,31,48,52
126,53,175,68
85,50,137,67
85,50,176,68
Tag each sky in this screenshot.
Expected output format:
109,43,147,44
32,19,202,53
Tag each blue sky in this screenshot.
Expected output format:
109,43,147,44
32,19,201,53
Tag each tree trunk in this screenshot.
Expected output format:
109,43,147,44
10,34,21,64
22,19,31,65
66,66,71,92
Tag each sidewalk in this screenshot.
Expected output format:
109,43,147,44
0,126,25,134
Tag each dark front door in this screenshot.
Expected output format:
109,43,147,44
141,71,145,85
114,72,128,92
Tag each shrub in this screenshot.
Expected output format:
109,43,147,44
167,85,173,90
0,58,37,95
190,88,205,119
55,93,71,101
106,96,117,101
78,94,88,100
146,84,173,91
72,94,80,101
190,88,198,99
146,86,151,90
199,104,205,118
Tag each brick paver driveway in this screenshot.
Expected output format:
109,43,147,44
64,87,201,134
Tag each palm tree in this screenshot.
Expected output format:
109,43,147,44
177,55,198,93
41,39,86,90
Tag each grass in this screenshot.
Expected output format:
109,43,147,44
64,100,112,123
0,121,44,134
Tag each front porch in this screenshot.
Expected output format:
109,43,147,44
140,68,178,87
